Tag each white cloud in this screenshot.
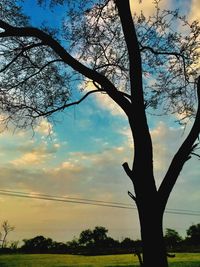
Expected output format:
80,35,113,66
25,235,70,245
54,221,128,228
150,120,198,188
11,147,51,166
81,79,125,117
35,118,53,136
94,92,125,116
56,160,82,173
151,122,180,169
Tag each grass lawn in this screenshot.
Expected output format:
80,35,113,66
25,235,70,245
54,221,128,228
0,253,199,267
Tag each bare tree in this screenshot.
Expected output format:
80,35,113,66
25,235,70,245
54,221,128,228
0,220,15,248
0,0,199,266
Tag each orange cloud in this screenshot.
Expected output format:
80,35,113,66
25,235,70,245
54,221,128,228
189,0,200,22
11,150,49,166
130,0,169,17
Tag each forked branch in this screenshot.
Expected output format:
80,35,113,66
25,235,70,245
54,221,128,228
158,76,200,210
0,19,131,113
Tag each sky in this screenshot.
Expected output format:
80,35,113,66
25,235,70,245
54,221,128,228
0,0,199,244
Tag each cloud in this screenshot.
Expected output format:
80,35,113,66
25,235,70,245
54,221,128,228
119,119,198,187
189,0,200,22
0,118,199,242
0,136,132,198
130,0,170,17
94,92,125,116
55,160,83,173
0,115,62,168
11,146,52,166
81,79,125,117
149,120,200,190
2,115,198,206
53,143,60,149
35,118,53,136
150,121,182,177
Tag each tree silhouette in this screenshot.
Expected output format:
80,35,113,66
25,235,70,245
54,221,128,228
79,229,94,247
164,228,182,250
79,226,108,247
0,220,15,249
186,223,200,246
0,1,199,266
21,235,54,253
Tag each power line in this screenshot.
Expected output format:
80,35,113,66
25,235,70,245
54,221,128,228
1,189,199,216
0,190,137,210
0,189,199,216
0,189,133,207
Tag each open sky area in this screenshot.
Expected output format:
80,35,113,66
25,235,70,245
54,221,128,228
0,0,199,244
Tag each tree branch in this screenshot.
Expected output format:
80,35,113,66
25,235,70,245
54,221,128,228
31,89,106,118
158,76,200,211
140,45,188,83
11,59,63,89
191,152,200,159
94,63,128,73
0,42,44,73
92,80,131,101
128,191,136,202
122,162,133,179
140,45,185,58
0,19,131,114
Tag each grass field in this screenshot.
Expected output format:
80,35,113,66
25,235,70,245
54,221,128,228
0,253,199,267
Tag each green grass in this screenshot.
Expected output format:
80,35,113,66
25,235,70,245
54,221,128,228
0,253,199,267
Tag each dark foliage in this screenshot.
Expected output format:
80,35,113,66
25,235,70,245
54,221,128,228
2,224,199,255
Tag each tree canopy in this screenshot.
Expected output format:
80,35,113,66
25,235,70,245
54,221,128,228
0,0,199,129
186,223,200,246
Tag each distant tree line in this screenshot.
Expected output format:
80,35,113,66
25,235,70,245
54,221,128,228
0,224,199,255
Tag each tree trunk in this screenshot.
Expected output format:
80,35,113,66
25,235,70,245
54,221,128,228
137,203,168,267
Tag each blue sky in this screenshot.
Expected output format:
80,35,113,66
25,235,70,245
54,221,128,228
0,0,199,243
20,0,65,27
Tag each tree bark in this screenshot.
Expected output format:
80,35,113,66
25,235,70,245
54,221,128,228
115,1,169,266
136,198,168,267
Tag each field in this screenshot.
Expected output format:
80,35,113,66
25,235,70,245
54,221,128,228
0,253,199,267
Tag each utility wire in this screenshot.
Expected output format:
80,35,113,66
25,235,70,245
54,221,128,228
0,189,199,215
0,189,133,207
0,189,199,216
0,191,137,210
